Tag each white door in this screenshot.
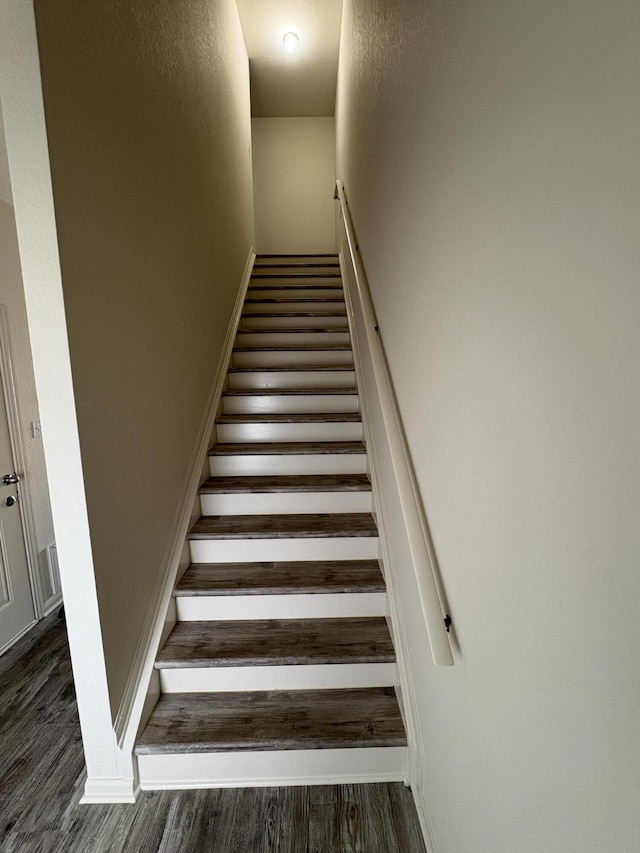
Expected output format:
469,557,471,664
0,367,35,654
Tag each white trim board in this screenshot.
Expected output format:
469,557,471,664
137,747,408,791
114,248,255,773
80,776,140,805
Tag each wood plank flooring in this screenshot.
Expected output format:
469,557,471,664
155,617,395,667
174,560,385,596
199,475,371,494
188,514,378,540
135,688,407,754
0,614,427,852
209,441,365,456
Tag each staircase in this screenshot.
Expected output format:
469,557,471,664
135,254,408,789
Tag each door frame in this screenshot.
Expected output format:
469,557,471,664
0,303,44,632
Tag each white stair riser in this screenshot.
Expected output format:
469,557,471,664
240,314,347,330
200,490,372,516
251,267,340,276
209,454,367,477
137,747,407,790
236,332,350,346
232,350,353,368
174,592,385,621
222,394,359,416
248,287,343,299
243,302,346,315
188,536,378,564
158,661,395,693
216,421,362,443
228,370,355,390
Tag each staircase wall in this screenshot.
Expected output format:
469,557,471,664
34,0,254,719
252,117,336,254
336,1,640,852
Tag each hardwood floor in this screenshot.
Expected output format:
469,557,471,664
0,614,427,852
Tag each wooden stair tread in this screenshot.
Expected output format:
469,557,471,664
250,273,342,279
216,413,361,424
253,264,340,270
135,687,406,754
223,387,357,396
209,441,365,455
200,474,371,495
244,297,345,304
241,313,347,319
233,345,352,352
236,328,350,334
174,560,385,596
155,617,393,668
228,365,353,373
188,513,377,540
248,283,343,290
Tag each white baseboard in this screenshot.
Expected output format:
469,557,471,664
112,247,255,768
80,776,140,805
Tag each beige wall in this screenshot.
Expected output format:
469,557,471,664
252,117,335,253
0,199,56,604
35,0,254,715
0,98,12,205
337,1,640,851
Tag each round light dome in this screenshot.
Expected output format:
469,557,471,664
283,32,299,54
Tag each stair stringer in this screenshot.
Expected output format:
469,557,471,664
338,250,441,853
112,247,256,785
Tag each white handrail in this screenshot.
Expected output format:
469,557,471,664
336,179,454,666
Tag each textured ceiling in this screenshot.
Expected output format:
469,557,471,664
236,0,343,117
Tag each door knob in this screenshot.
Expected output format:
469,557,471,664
2,473,19,485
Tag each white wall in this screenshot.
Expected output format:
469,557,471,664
0,200,57,608
252,117,335,253
336,1,640,851
34,0,254,724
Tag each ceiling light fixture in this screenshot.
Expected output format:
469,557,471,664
283,32,300,54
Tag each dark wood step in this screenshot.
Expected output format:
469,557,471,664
256,253,338,258
199,474,371,495
248,283,343,290
236,328,350,335
250,273,342,279
188,513,377,540
209,441,365,456
223,387,357,396
155,617,393,668
244,297,345,304
135,687,406,754
174,559,385,597
241,313,347,319
216,413,361,424
254,262,340,270
228,365,353,373
233,345,352,352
